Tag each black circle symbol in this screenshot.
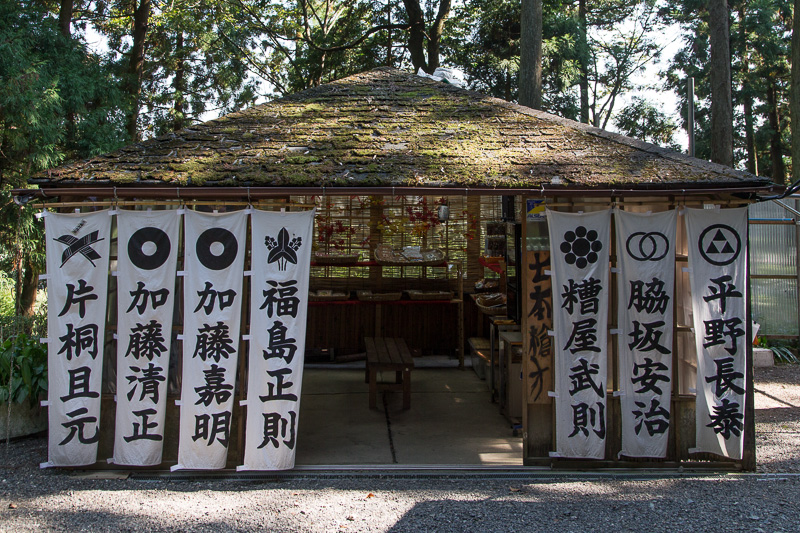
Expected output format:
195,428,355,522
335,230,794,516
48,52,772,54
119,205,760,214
561,225,603,269
625,231,669,262
196,228,238,270
698,224,741,266
128,227,171,270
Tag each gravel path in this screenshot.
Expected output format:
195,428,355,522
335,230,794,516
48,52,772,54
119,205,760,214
0,365,798,532
753,365,800,473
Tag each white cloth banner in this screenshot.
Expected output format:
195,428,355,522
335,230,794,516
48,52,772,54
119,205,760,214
547,209,611,459
686,207,748,460
45,210,111,466
175,210,247,470
615,210,677,458
113,210,180,466
239,209,314,470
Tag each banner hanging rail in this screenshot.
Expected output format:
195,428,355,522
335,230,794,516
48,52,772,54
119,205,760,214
27,198,755,211
30,199,316,210
11,183,778,203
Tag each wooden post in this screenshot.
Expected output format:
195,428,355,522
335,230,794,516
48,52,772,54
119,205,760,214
742,219,756,470
458,263,465,368
795,201,800,347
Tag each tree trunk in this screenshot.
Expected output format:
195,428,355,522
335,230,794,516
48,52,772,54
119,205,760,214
425,0,452,74
519,0,542,109
313,51,327,86
172,32,186,132
768,83,786,184
708,0,734,167
743,93,758,175
60,0,76,152
386,0,393,66
13,253,22,316
58,0,73,38
18,258,38,318
792,0,800,181
738,4,757,175
126,0,151,142
402,0,428,73
578,0,589,124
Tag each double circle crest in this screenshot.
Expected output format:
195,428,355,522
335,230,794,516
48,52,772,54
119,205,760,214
625,231,669,262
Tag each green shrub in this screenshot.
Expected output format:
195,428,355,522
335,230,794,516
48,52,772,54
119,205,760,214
770,344,799,364
0,314,47,338
0,272,14,316
0,333,47,406
756,336,800,364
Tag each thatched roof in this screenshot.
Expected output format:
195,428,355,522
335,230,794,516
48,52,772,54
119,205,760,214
32,67,771,193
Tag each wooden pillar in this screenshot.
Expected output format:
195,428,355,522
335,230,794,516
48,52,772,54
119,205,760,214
742,218,756,470
522,248,554,462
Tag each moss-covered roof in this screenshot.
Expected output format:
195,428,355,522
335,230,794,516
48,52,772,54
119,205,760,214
32,67,770,191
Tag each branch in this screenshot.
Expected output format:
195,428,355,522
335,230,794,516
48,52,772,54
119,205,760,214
214,32,290,95
300,0,409,53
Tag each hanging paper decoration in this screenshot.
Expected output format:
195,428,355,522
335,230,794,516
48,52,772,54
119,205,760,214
239,209,315,470
615,210,677,458
112,210,180,466
686,207,748,460
43,210,111,467
547,209,611,459
174,210,247,470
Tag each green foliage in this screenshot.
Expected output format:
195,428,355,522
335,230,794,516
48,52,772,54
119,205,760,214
443,0,522,101
0,313,46,339
444,0,665,129
614,97,680,149
0,272,15,316
0,0,128,186
214,0,392,96
0,1,64,187
757,337,800,364
663,0,791,178
0,333,47,407
771,344,799,364
0,190,46,316
0,2,125,315
444,0,583,111
92,0,261,136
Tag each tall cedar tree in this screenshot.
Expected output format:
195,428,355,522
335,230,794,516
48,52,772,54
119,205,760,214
0,0,127,315
665,0,790,179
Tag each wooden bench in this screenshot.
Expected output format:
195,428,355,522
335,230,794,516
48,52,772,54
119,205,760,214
364,337,414,410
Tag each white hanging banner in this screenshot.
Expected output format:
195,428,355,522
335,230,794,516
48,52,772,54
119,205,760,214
175,210,247,470
615,210,677,458
113,210,180,466
45,210,111,466
240,209,315,470
686,207,748,460
547,209,611,459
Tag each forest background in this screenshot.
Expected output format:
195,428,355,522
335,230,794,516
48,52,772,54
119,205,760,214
0,0,795,318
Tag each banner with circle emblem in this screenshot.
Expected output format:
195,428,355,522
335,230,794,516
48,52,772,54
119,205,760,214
547,209,611,459
686,207,748,460
174,210,247,470
615,209,677,458
112,209,180,466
